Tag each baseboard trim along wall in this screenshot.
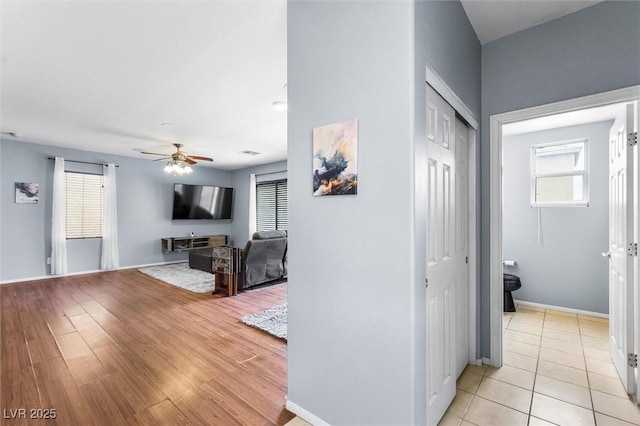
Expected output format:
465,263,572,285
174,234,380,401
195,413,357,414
513,299,609,319
0,260,186,285
285,400,330,426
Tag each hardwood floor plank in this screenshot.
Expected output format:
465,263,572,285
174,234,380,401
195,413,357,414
1,269,291,426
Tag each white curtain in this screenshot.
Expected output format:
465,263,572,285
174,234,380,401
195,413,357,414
248,173,257,238
51,157,68,275
101,163,119,269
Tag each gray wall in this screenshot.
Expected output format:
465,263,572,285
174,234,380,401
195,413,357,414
0,139,232,281
503,121,611,314
229,160,287,247
480,1,640,357
288,1,480,425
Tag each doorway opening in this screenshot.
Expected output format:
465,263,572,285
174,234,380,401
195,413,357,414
489,86,640,396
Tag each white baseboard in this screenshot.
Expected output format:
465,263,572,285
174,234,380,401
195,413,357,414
513,299,608,319
470,358,483,366
0,260,186,285
285,400,330,426
482,357,492,366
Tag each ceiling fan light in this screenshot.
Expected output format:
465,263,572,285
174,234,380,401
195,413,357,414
164,163,174,173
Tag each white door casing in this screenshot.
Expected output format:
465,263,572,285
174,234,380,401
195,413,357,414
455,118,470,376
609,104,636,393
426,84,458,425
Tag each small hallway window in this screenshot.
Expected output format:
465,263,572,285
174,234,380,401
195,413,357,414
531,139,589,207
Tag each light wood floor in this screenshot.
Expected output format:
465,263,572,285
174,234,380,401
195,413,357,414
1,269,293,425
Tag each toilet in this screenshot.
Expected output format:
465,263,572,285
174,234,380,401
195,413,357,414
503,273,522,312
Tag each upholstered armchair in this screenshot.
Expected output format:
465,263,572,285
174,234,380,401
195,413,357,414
240,230,287,291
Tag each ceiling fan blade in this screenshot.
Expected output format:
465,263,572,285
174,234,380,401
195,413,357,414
188,155,213,162
139,151,170,156
153,157,171,161
185,158,197,165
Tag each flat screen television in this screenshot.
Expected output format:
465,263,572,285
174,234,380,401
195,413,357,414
172,184,233,220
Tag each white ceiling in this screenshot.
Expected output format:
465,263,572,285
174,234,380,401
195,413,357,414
0,1,287,171
460,0,603,44
0,1,608,171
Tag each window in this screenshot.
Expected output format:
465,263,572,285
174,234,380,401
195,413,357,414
531,139,588,207
65,172,104,238
256,179,288,232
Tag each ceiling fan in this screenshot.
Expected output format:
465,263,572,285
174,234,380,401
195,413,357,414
140,143,213,174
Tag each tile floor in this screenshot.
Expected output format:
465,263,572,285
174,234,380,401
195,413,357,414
440,304,640,426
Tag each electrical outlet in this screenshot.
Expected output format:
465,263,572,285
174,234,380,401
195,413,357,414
46,257,51,265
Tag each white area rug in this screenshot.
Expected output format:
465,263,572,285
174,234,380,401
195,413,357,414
138,262,215,293
241,304,287,340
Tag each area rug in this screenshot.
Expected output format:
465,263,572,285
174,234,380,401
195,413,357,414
138,262,215,293
241,304,287,340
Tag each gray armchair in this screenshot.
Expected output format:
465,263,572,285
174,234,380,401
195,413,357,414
240,230,287,290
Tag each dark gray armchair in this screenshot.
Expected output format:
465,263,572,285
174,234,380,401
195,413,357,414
240,230,287,291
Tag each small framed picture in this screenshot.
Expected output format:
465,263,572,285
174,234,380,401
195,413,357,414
15,182,39,204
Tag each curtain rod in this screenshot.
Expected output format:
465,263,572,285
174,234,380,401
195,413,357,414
47,157,119,167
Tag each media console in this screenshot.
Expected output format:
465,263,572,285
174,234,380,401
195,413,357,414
161,234,228,253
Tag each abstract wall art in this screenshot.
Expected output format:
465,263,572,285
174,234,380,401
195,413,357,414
15,182,39,204
312,118,358,196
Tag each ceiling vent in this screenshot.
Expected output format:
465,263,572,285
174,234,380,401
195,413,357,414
240,150,260,156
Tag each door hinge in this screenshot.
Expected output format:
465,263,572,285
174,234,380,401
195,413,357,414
628,243,638,257
629,131,638,146
465,256,469,264
628,353,638,367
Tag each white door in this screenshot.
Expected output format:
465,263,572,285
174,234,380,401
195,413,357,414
454,118,470,376
608,103,636,393
426,84,460,425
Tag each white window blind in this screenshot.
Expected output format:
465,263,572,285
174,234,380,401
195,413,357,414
65,172,104,239
256,179,288,232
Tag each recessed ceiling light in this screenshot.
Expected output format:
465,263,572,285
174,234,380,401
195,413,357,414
272,101,287,111
161,122,173,127
1,131,20,138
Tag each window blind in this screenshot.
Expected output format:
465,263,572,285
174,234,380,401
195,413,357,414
65,172,104,239
256,179,288,232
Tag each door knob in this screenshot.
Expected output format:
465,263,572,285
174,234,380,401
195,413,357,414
602,251,611,258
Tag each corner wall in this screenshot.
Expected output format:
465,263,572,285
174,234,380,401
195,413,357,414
503,121,612,314
480,0,640,357
0,139,232,281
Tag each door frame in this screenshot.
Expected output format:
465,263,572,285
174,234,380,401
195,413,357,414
488,85,640,368
426,65,479,365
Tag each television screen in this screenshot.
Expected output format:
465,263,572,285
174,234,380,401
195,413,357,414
172,184,233,220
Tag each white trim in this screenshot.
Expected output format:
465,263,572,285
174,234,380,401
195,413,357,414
482,357,492,366
0,260,186,285
426,64,478,130
489,84,640,368
285,400,330,426
513,299,609,319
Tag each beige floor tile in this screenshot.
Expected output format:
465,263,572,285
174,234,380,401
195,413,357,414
508,321,543,335
439,411,463,426
285,417,313,426
539,347,586,370
446,390,474,418
459,421,477,426
581,324,609,339
578,314,608,324
457,370,483,394
530,393,595,426
504,339,540,358
475,377,532,413
583,346,612,363
537,360,589,387
528,416,557,426
463,395,528,426
503,350,538,373
485,365,535,390
542,327,582,343
544,320,580,334
545,309,578,318
505,329,542,346
588,371,629,399
534,374,592,409
546,314,579,325
582,335,609,351
541,336,584,355
517,304,546,313
464,364,487,377
585,357,618,378
591,390,640,424
594,412,636,426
